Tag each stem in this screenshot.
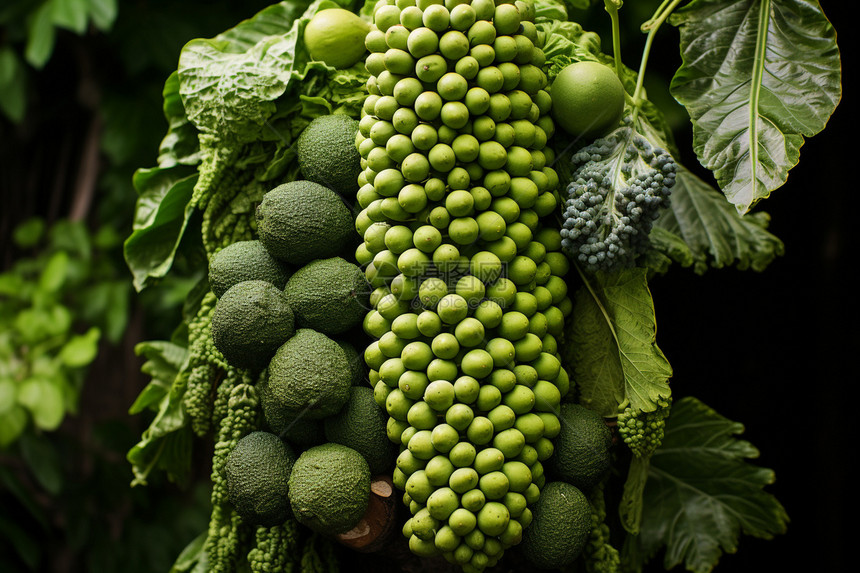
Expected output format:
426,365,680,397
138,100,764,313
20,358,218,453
631,0,686,114
603,1,624,80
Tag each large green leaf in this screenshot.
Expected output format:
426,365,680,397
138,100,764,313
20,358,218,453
670,0,841,213
123,168,198,292
651,164,785,273
624,396,789,573
630,101,785,274
176,0,322,142
565,268,672,417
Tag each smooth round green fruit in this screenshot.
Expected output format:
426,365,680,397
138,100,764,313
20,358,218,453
304,9,370,69
551,61,626,139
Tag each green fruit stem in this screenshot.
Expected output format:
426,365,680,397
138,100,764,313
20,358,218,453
630,0,685,116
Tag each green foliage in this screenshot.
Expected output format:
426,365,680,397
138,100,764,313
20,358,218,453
0,0,118,121
622,397,789,572
123,0,371,290
670,0,841,214
563,267,672,417
0,218,130,446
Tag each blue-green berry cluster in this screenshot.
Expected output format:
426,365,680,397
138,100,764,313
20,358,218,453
560,124,676,272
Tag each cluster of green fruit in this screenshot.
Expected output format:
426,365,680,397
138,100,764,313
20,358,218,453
208,116,399,538
354,0,584,570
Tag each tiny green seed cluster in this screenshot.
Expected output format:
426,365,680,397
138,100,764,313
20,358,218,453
356,1,573,570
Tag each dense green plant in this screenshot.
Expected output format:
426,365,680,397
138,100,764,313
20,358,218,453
115,0,840,571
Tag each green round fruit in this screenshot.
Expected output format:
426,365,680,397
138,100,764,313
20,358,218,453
288,443,371,534
550,61,626,139
304,9,370,69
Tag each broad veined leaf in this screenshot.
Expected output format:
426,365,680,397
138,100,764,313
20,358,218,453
632,106,785,274
670,0,841,213
652,164,785,273
123,168,198,292
565,268,672,417
624,396,789,573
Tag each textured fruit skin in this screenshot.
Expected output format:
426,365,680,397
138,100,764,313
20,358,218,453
208,240,292,298
324,386,396,475
225,431,296,527
288,443,371,534
550,61,626,139
337,340,366,386
255,181,353,266
303,8,370,69
297,114,362,197
210,280,295,371
260,328,353,420
520,481,593,569
283,256,370,336
548,403,612,490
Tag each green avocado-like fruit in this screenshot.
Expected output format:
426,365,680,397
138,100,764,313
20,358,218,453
210,280,294,371
288,442,371,534
260,328,352,420
520,481,593,569
548,403,612,490
297,114,362,197
337,340,366,386
255,181,353,266
225,431,296,527
208,240,292,298
283,257,370,336
324,386,396,475
550,61,625,139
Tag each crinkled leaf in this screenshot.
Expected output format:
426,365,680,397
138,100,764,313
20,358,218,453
565,268,672,417
624,396,789,573
157,72,201,168
123,168,198,292
176,0,326,142
670,0,841,213
533,0,568,21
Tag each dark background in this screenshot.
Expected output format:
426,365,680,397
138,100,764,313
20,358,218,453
642,2,853,571
1,0,852,571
